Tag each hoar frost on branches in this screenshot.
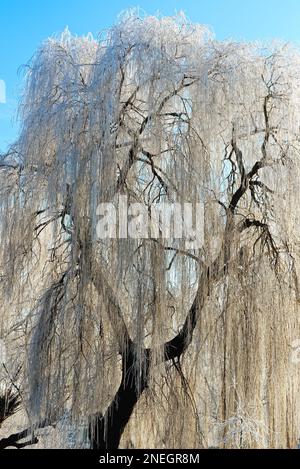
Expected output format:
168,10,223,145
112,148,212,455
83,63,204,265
1,11,300,448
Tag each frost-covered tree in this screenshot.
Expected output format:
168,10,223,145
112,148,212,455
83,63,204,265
1,12,300,449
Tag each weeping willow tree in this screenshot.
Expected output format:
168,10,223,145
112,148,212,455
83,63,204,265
1,12,300,449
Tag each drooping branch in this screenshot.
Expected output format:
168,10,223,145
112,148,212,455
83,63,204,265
162,250,225,362
0,367,22,428
89,257,132,355
116,76,198,192
162,208,278,363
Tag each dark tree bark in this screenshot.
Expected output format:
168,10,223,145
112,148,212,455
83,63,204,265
0,429,38,449
88,344,150,449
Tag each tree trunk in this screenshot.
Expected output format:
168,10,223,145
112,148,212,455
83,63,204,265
88,346,149,449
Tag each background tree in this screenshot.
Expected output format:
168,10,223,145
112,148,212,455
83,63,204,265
1,11,300,449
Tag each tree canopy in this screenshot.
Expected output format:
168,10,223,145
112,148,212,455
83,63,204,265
1,11,300,449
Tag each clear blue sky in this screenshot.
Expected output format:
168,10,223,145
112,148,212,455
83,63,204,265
1,0,300,152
